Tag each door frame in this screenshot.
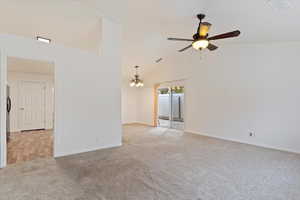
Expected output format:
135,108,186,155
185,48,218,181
0,50,7,168
0,51,56,168
153,84,160,127
18,80,47,131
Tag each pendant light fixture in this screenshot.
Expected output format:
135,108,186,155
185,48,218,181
130,66,144,88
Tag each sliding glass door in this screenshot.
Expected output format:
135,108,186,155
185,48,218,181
157,88,170,128
157,86,184,130
170,87,184,130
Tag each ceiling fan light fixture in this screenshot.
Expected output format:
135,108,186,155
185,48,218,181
199,22,212,37
192,39,209,50
167,14,241,53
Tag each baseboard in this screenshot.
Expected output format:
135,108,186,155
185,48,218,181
122,122,139,126
185,130,300,155
10,129,21,133
54,143,122,158
123,122,155,127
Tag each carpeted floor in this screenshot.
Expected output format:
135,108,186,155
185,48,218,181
0,124,300,200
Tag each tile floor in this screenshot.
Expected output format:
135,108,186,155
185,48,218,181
7,129,53,165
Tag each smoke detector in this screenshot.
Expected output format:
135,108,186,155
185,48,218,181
267,0,292,10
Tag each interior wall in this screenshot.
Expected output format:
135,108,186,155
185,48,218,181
0,51,6,168
122,81,138,124
137,42,300,154
7,71,54,132
136,87,154,126
0,17,121,166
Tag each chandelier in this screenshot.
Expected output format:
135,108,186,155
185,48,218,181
130,66,144,87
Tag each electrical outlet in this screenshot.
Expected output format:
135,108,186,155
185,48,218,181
249,132,255,137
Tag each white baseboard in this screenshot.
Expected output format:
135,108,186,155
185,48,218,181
136,122,155,127
123,122,154,127
54,143,122,158
122,122,138,125
185,130,300,155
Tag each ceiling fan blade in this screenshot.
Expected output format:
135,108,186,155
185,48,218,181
178,45,192,52
208,30,241,41
199,22,212,37
168,38,194,42
207,43,218,51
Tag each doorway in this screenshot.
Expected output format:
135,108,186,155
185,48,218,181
157,86,184,130
6,57,55,165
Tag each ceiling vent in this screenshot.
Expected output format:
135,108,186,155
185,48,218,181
267,0,292,10
156,58,163,63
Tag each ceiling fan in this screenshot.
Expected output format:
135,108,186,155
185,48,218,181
168,14,241,52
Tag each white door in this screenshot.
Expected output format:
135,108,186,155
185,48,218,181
19,81,46,131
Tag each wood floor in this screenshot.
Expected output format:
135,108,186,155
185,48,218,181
7,130,53,165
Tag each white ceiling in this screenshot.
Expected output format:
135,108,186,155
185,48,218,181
205,0,300,43
8,57,54,75
1,0,300,79
123,0,300,78
0,0,127,53
123,0,207,78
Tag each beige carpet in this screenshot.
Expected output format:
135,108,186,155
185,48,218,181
0,124,300,200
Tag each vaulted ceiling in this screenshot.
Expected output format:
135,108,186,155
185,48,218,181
0,0,299,79
123,0,300,79
0,0,127,52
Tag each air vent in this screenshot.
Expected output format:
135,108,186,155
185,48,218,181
156,58,163,63
267,0,292,10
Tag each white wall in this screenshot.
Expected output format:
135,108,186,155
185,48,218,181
136,87,154,126
7,71,54,132
0,17,122,167
0,51,6,167
122,81,138,124
137,42,300,154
